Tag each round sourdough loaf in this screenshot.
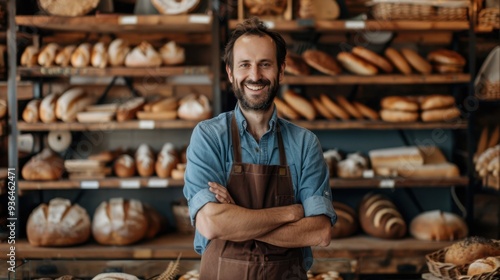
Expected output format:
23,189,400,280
409,210,468,241
92,198,148,245
358,193,407,239
302,49,342,76
27,198,91,246
444,236,500,265
331,201,358,238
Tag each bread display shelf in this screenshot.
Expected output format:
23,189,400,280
18,119,200,131
229,20,469,31
293,119,467,130
0,81,33,100
16,14,212,33
17,66,211,77
18,177,184,190
331,177,468,188
283,74,471,85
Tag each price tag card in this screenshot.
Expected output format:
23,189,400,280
345,21,366,29
120,180,140,189
81,181,99,189
188,15,211,24
379,179,395,188
139,120,155,129
362,169,375,178
148,178,169,188
119,16,138,25
263,21,276,29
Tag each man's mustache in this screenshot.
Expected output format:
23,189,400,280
244,79,271,86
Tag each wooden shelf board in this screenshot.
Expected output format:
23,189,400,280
0,81,34,100
283,74,471,85
331,176,469,188
229,20,469,31
294,119,468,130
18,119,200,131
18,66,211,77
16,14,212,33
19,177,184,190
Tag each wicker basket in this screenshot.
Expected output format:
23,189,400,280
172,204,195,234
478,8,500,29
368,0,469,21
475,46,500,101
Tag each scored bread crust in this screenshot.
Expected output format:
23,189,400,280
302,49,342,76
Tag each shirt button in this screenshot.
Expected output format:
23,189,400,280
324,191,330,196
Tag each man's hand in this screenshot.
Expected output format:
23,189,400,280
208,182,235,204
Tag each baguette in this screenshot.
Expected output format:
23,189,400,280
55,88,93,122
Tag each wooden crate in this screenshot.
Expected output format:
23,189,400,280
238,0,293,21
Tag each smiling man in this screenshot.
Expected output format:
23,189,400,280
183,17,337,279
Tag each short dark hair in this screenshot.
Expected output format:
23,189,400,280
223,17,287,71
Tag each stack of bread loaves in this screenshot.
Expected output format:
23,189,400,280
380,96,419,122
419,94,461,122
427,49,466,74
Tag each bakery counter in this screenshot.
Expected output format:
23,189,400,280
292,119,468,130
17,119,200,131
283,73,471,85
16,14,212,33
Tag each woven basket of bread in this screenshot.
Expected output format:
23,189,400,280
426,247,465,279
368,0,469,21
478,8,500,29
475,46,500,101
173,204,194,234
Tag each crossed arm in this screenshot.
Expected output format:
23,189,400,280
195,182,332,248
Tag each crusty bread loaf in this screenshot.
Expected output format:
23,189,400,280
40,92,60,123
282,89,316,120
409,210,467,241
70,43,92,68
335,95,363,119
91,42,108,68
113,154,136,178
337,153,368,178
116,97,146,122
352,46,393,73
177,94,212,121
274,97,301,120
467,256,500,276
156,143,179,178
151,0,200,15
38,0,100,16
381,96,419,111
444,236,500,265
108,39,130,67
22,148,64,181
38,43,61,67
384,47,412,75
331,201,358,238
427,49,466,66
358,193,407,239
419,95,456,110
160,41,185,65
421,107,461,122
319,93,350,120
55,88,94,122
400,48,432,74
21,46,39,67
380,109,419,122
302,49,342,76
285,52,310,76
369,146,424,168
125,41,162,67
22,99,41,123
311,97,335,119
27,198,91,246
337,52,378,76
396,163,460,178
92,198,148,245
135,144,155,177
55,45,76,67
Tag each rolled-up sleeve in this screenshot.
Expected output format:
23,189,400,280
303,195,337,225
188,188,218,225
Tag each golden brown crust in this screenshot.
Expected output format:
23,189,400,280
381,96,419,111
285,52,311,76
467,257,500,276
311,97,335,119
433,64,464,74
445,236,500,265
282,90,316,120
353,101,379,120
409,210,467,241
319,93,350,120
358,193,407,239
274,97,301,120
335,95,363,119
352,46,393,73
419,94,456,110
331,201,358,238
302,49,342,76
401,48,432,74
421,107,461,122
336,52,378,76
384,47,412,75
380,109,419,122
427,49,466,66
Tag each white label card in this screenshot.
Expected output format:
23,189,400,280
119,16,138,25
148,179,169,188
362,170,375,178
379,179,395,188
139,120,155,129
345,21,366,29
81,181,99,189
120,180,140,189
188,15,211,24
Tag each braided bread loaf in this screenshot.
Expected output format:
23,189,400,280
358,193,406,239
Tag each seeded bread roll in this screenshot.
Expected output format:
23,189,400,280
444,236,500,266
358,193,407,239
27,198,91,246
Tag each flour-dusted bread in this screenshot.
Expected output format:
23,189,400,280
410,210,467,241
55,88,94,122
444,236,500,266
22,99,41,123
38,43,61,67
135,144,155,177
113,154,136,178
125,41,162,67
155,143,179,178
91,41,108,68
177,94,212,121
71,43,92,68
92,198,148,245
22,148,65,181
108,39,130,67
27,198,91,246
39,92,60,123
160,41,185,65
358,193,407,239
55,45,76,67
467,256,500,276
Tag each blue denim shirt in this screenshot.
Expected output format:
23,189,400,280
183,104,337,269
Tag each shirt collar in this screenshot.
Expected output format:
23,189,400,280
233,103,278,136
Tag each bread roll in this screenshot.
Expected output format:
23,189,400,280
444,236,500,265
177,94,212,121
353,101,379,120
151,0,200,15
113,154,136,178
108,39,130,67
331,202,358,238
302,49,342,76
135,144,155,177
467,257,500,276
116,97,146,122
380,109,419,122
381,96,419,111
92,198,148,246
39,92,60,123
400,48,432,74
156,143,179,178
38,43,61,67
92,272,139,280
71,43,92,68
335,95,363,119
282,89,316,120
22,99,41,123
160,41,185,65
38,0,100,16
311,97,335,119
274,97,301,120
433,64,463,74
337,153,368,178
420,95,455,110
285,52,310,76
319,94,350,120
21,46,39,67
55,45,76,67
336,52,378,76
91,42,108,68
352,46,393,73
410,210,467,241
427,49,466,66
421,107,461,122
358,193,407,239
27,198,91,246
22,148,64,181
125,41,162,67
55,88,94,122
384,47,412,75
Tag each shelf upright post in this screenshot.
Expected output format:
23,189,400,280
211,0,222,115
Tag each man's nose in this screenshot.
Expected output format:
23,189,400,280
248,65,261,81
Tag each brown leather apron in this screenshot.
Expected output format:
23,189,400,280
199,115,306,280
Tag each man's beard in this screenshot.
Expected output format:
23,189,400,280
233,77,280,111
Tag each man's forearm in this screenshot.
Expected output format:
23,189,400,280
196,203,304,242
255,215,332,248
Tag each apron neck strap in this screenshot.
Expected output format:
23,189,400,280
231,113,287,165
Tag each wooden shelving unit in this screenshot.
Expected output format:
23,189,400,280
18,119,200,131
17,66,211,77
293,119,468,130
283,74,471,85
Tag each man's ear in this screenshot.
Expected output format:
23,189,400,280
226,64,233,83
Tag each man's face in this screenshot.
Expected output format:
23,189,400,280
227,35,284,111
